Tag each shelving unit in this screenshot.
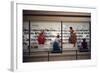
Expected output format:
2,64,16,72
23,21,90,50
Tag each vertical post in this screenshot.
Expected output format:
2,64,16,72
48,51,49,61
89,21,91,58
29,20,31,55
61,21,63,52
89,21,91,51
76,50,77,60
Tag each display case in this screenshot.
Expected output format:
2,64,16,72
23,14,91,62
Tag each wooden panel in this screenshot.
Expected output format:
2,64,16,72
23,16,90,22
23,10,90,17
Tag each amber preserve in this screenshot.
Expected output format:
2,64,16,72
23,10,91,62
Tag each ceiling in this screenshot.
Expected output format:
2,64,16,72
23,10,91,17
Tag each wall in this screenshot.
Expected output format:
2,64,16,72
23,21,90,49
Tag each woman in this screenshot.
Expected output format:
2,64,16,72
52,34,61,53
37,30,46,44
69,27,77,47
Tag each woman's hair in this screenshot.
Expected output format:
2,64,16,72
70,27,73,30
57,34,60,38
